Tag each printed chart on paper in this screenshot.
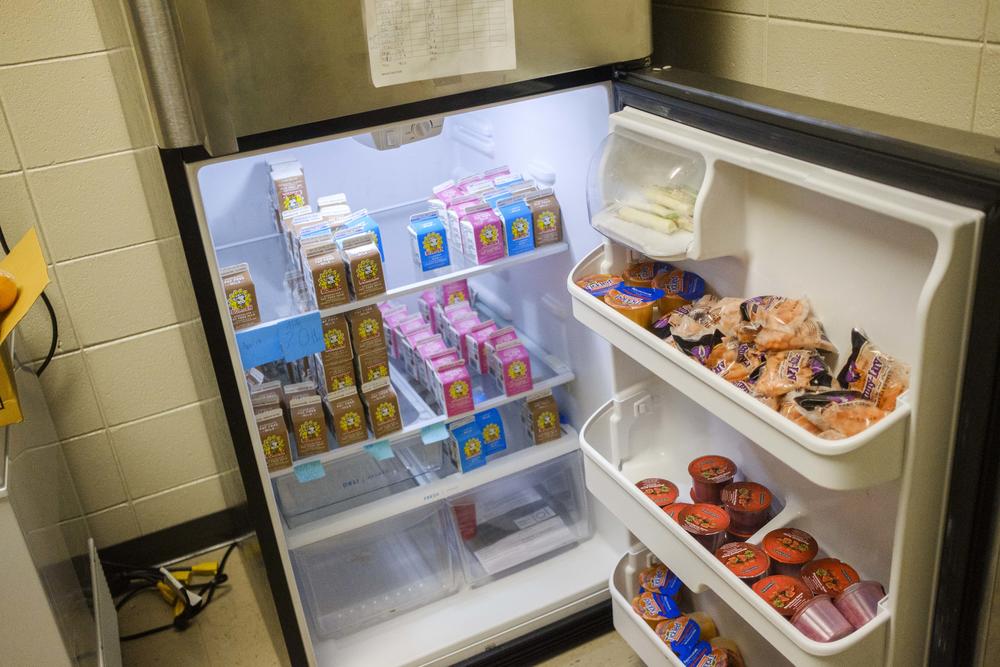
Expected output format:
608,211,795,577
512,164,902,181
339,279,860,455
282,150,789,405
365,0,516,88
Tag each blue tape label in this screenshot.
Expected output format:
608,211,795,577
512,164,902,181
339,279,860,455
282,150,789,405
293,460,326,483
420,422,450,445
278,312,325,361
364,440,395,461
235,324,282,369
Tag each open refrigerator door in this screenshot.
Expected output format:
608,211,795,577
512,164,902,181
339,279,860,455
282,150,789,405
570,100,987,667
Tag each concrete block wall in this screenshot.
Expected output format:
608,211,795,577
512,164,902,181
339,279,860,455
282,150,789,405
0,0,243,548
652,0,1000,136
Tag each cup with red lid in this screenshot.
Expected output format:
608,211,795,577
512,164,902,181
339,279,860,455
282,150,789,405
720,481,773,535
761,528,818,577
679,503,731,552
688,455,737,504
751,575,813,617
716,542,771,586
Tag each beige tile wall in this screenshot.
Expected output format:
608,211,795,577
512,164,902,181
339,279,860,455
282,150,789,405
652,0,1000,136
0,0,243,549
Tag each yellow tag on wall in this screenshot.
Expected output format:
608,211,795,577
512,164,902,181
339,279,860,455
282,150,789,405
0,229,51,426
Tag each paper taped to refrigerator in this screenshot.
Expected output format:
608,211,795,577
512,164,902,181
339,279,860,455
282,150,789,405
364,0,516,88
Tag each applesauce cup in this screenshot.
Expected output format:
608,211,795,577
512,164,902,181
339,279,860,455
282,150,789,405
720,481,773,535
762,528,818,577
679,503,731,552
688,455,737,504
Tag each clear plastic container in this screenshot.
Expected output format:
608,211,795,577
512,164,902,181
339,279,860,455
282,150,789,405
447,450,591,586
835,581,886,630
587,127,705,260
292,502,460,638
274,437,454,528
791,595,854,642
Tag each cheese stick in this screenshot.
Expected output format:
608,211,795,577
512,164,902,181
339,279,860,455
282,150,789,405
618,206,678,233
623,199,672,217
644,186,694,216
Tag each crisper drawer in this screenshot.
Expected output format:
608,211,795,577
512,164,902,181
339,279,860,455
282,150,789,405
291,502,460,639
274,437,453,529
447,450,591,587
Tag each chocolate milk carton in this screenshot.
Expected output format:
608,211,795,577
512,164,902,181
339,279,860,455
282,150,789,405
221,263,261,329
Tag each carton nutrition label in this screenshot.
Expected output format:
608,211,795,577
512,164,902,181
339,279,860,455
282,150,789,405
364,0,516,88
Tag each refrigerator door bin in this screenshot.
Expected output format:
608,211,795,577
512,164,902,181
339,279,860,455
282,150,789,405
611,547,791,667
587,127,706,260
291,502,460,639
570,242,910,489
447,450,591,587
581,382,893,665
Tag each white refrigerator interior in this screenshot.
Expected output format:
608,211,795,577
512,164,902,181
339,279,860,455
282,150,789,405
187,81,982,667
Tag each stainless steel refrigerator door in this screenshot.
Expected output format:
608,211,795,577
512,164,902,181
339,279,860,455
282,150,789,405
127,0,651,155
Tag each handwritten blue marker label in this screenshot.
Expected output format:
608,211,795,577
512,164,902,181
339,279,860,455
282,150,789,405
364,440,394,461
278,312,324,361
293,460,326,483
420,422,449,445
235,324,282,369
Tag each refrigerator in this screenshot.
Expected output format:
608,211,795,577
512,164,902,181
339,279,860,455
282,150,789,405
132,3,1000,665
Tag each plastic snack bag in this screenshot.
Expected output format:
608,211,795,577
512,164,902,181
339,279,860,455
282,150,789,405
754,349,834,398
710,338,767,382
777,393,822,435
794,390,888,437
837,329,910,411
730,365,779,410
673,330,725,366
755,316,837,354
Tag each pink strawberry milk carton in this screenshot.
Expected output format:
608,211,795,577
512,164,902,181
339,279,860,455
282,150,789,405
435,360,475,416
418,290,439,332
415,334,448,387
392,314,425,360
426,348,461,399
383,307,412,358
445,192,485,255
439,279,471,307
485,326,519,365
493,341,533,396
465,320,498,374
402,327,434,378
460,204,507,265
452,313,482,359
440,301,474,347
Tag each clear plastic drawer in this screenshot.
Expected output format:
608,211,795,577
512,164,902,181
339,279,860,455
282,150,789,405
447,450,591,587
291,502,460,638
274,437,454,529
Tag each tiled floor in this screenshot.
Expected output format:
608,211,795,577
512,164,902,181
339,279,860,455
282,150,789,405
118,543,641,666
